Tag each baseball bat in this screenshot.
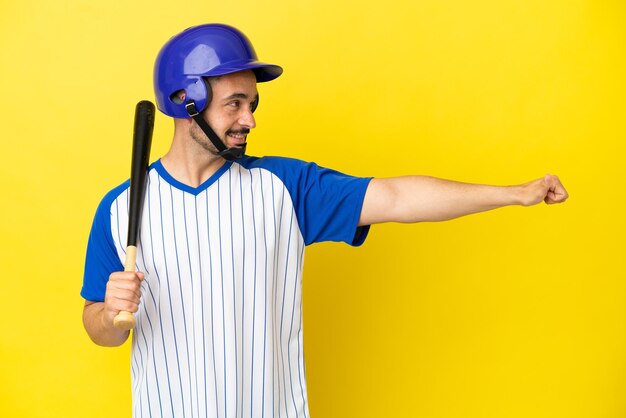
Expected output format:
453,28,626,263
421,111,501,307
113,100,155,330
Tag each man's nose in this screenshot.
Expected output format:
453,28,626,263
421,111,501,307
239,108,256,129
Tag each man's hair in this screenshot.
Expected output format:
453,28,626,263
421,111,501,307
204,75,222,86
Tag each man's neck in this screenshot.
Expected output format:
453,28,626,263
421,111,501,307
160,133,227,188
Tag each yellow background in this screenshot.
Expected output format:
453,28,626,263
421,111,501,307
1,0,624,417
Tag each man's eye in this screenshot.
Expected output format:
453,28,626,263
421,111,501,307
228,101,240,107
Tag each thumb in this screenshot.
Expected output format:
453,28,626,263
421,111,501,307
544,173,552,183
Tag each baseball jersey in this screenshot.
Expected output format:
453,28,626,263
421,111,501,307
81,156,371,418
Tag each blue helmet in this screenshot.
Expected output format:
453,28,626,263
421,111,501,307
154,24,283,118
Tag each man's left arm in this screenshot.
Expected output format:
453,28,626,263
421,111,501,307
359,174,568,226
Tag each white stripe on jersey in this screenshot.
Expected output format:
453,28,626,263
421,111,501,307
110,163,310,418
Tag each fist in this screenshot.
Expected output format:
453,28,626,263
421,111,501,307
519,174,569,206
103,271,145,326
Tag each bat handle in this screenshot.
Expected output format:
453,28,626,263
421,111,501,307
113,246,138,330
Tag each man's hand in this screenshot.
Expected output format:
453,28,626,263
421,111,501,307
83,271,145,346
517,174,569,206
103,271,145,327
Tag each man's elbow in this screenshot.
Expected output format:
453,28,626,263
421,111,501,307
82,301,129,347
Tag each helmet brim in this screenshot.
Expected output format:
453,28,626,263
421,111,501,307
206,62,283,83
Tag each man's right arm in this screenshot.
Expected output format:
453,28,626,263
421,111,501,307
82,271,144,347
359,174,568,225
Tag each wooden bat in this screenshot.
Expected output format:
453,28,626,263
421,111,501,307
113,100,155,330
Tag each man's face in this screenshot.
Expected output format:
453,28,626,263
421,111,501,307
189,70,259,154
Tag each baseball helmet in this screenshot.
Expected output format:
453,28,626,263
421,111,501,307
154,24,283,118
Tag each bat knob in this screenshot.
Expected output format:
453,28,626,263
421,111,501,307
113,311,136,330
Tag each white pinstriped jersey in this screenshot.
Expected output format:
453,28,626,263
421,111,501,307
82,156,371,418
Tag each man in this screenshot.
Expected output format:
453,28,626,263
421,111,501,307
81,24,568,417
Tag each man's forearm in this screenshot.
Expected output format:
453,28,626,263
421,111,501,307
83,301,130,347
386,176,520,223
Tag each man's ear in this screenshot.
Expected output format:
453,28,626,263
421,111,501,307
170,89,186,104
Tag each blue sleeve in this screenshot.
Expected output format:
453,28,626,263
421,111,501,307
240,156,372,246
80,183,127,302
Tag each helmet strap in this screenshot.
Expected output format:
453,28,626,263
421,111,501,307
185,100,246,160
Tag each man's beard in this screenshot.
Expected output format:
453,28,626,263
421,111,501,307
190,123,250,154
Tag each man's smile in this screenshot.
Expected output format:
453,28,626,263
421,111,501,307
226,128,250,145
